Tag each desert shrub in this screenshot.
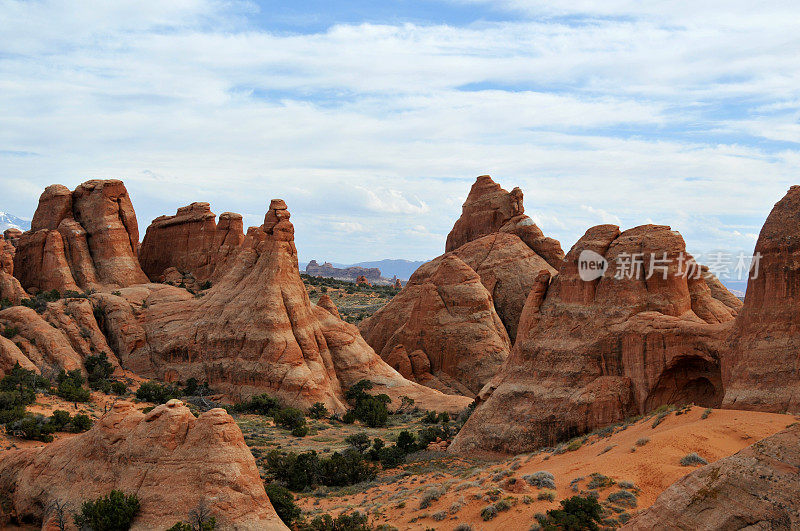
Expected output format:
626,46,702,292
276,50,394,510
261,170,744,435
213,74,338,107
453,525,473,531
586,473,614,490
396,430,416,453
651,410,670,428
680,452,708,466
7,413,55,441
49,409,71,430
618,480,637,490
701,408,713,419
341,410,356,424
635,437,650,446
416,424,451,449
419,485,445,509
111,381,128,395
73,490,140,531
0,363,49,404
135,381,181,404
84,353,114,389
274,407,306,431
523,471,556,490
481,504,498,521
265,449,376,491
0,297,11,310
346,432,371,453
538,490,556,502
432,511,447,521
296,511,371,531
541,495,603,530
230,393,281,415
422,410,438,424
291,425,309,437
55,369,91,402
308,402,329,419
345,380,390,428
70,414,93,432
607,489,637,508
265,483,301,526
182,377,213,397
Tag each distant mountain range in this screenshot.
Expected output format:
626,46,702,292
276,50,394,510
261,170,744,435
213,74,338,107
0,212,31,232
329,259,428,281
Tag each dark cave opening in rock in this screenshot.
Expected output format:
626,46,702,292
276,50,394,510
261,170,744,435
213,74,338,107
644,356,723,412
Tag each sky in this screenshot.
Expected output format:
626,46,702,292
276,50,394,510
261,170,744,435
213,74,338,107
1,1,799,268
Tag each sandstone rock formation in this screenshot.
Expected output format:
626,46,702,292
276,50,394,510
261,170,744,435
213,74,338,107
625,423,800,530
306,260,382,282
139,202,244,283
450,224,742,455
360,176,562,395
445,175,564,269
0,400,288,530
723,185,800,414
0,297,118,378
363,253,512,395
100,200,471,414
1,231,25,305
13,180,149,293
316,293,341,318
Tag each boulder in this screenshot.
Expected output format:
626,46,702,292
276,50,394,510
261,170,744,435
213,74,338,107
625,424,800,530
139,203,244,283
450,224,741,455
0,400,288,530
723,185,800,413
13,180,148,293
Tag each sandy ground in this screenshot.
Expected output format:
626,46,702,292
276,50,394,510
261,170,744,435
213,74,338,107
298,406,798,530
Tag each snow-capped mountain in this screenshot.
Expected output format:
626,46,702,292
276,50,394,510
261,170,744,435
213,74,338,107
0,212,31,233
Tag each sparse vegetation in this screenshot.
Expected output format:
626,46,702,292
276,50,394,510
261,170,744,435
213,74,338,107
680,452,708,466
607,489,637,508
135,381,181,404
635,437,650,446
73,490,140,531
523,471,556,489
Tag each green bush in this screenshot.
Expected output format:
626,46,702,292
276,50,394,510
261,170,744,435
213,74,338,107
274,407,306,431
345,432,371,453
7,413,55,442
73,490,140,531
55,369,91,402
84,353,114,389
344,380,390,428
396,430,416,453
265,449,377,491
265,483,301,526
422,410,438,424
71,414,93,432
308,402,329,419
291,425,309,437
296,511,371,531
0,363,49,404
541,495,603,531
230,393,281,416
111,381,128,395
341,410,356,424
135,381,181,404
49,409,71,430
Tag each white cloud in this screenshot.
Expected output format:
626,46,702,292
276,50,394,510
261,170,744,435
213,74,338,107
0,0,798,262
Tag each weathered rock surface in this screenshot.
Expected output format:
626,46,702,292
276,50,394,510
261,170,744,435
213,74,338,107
139,203,244,283
361,202,559,394
1,231,25,304
316,293,341,318
625,423,800,530
102,200,471,414
450,224,741,455
0,400,288,530
362,253,511,395
0,298,118,378
13,180,149,293
445,175,564,269
723,185,800,413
